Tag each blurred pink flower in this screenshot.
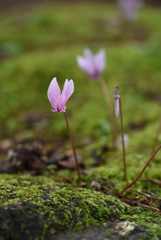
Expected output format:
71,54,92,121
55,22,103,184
47,77,74,112
76,48,106,79
117,0,144,21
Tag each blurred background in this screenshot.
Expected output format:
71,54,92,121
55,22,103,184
0,0,161,150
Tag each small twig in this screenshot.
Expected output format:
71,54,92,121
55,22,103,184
152,114,161,153
94,178,114,190
120,144,161,194
99,75,117,149
139,178,161,187
131,189,161,201
118,194,160,213
63,112,81,182
58,175,76,185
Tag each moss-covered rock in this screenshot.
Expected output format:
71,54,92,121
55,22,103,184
0,174,125,239
0,174,161,239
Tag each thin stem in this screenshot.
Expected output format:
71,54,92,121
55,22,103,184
99,75,117,149
120,144,161,195
152,114,161,153
119,97,126,180
63,112,81,182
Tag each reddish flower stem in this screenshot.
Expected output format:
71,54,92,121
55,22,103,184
119,97,126,180
120,144,161,195
152,114,161,153
63,112,81,182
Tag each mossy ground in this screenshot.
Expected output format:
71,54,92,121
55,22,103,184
0,174,125,239
0,172,160,240
0,1,161,239
0,174,161,239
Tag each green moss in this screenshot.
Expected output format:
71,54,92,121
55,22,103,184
0,174,161,238
121,206,161,238
0,174,124,235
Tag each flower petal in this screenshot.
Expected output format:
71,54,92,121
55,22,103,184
56,94,66,112
84,48,93,60
63,79,74,100
76,56,95,77
115,98,119,118
94,49,106,73
47,77,61,109
62,79,69,95
117,0,143,20
58,80,74,111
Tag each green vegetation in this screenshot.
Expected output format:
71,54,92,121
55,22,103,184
0,174,125,233
0,2,161,142
1,174,161,238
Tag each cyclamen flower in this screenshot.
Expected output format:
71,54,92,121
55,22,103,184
113,85,120,118
76,48,106,79
117,0,144,21
47,77,74,112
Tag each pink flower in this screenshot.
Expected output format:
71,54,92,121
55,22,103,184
76,48,106,79
113,85,120,118
47,77,74,112
117,0,144,21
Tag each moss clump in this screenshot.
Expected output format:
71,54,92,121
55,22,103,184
0,174,124,239
121,206,161,238
0,174,161,239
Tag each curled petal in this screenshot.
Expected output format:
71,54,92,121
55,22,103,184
113,85,121,118
117,0,143,20
56,94,66,112
47,77,60,110
63,79,74,100
84,48,93,60
76,48,107,79
62,79,69,94
115,98,119,118
59,80,74,111
94,49,106,73
76,56,95,77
